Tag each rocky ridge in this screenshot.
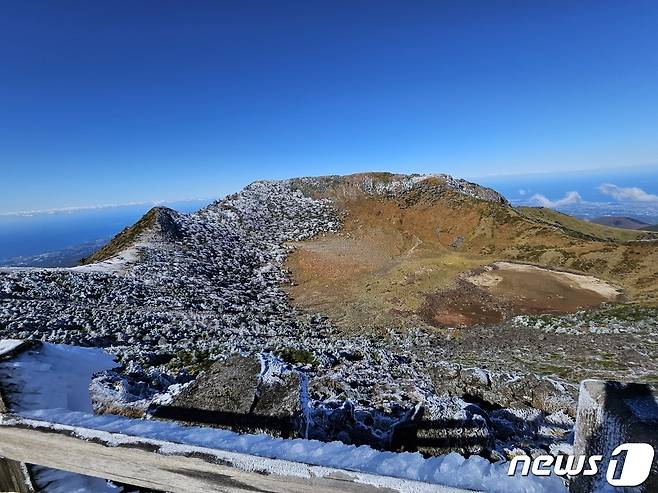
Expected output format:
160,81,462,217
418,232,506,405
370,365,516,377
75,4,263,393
0,173,580,461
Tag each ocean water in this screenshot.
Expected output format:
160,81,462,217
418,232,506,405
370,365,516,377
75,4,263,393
476,166,658,222
1,167,657,264
476,166,657,203
0,200,207,262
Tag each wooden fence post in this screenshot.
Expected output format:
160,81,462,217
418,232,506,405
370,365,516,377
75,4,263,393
0,340,35,493
570,380,658,493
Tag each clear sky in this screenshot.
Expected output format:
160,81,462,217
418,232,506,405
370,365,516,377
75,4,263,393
2,1,658,213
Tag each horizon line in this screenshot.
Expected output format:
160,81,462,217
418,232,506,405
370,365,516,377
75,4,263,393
0,197,213,218
2,163,656,216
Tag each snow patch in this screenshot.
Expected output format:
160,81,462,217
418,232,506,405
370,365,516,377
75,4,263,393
0,343,120,493
13,410,567,493
0,339,24,356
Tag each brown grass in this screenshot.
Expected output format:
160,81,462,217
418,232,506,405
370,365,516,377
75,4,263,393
285,192,658,332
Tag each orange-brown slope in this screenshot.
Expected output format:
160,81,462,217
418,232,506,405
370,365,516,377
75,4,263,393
284,174,658,331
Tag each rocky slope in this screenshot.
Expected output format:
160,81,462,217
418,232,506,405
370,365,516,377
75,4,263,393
1,172,656,464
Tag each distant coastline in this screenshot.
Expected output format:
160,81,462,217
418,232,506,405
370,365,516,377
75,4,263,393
0,199,207,262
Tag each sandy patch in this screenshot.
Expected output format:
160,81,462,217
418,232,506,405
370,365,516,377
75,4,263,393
468,262,623,300
418,262,625,328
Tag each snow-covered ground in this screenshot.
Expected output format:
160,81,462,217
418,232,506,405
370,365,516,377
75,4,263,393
0,343,120,493
0,342,567,493
0,177,581,491
0,338,24,355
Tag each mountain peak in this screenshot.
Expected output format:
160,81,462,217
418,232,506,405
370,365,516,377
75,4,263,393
286,172,509,205
80,206,182,265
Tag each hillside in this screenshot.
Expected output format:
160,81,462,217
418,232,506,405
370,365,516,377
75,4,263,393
2,173,657,363
590,215,651,230
1,172,657,463
80,207,183,265
285,175,658,334
517,207,656,242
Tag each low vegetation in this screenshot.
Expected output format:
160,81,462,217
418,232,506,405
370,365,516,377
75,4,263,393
275,347,319,367
517,206,658,243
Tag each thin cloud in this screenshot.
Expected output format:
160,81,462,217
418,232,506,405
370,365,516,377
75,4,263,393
598,183,658,202
0,198,210,217
0,201,163,217
530,191,582,208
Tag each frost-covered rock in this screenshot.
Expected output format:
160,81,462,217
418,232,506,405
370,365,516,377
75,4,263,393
153,353,303,438
0,180,341,366
430,362,578,417
391,398,495,457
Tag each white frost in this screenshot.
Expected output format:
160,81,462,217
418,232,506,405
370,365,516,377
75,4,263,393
0,344,567,493
0,342,120,493
0,339,24,356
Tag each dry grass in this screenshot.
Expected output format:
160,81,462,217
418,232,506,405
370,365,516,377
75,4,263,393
285,191,658,332
517,206,658,243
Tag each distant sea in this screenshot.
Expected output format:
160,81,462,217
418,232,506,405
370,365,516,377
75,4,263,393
1,166,657,266
0,200,208,265
475,165,658,223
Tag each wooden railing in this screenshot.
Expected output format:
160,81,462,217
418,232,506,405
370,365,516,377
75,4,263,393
0,414,476,493
0,340,476,493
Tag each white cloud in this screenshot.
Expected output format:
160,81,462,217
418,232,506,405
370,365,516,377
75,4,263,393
0,197,215,217
518,189,527,196
530,191,582,208
597,183,658,202
0,201,164,217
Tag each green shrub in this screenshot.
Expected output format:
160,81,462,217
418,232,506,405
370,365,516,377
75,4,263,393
276,347,319,367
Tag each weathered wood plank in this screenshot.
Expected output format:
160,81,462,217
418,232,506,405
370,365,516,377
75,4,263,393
0,459,34,493
0,340,36,493
0,418,478,493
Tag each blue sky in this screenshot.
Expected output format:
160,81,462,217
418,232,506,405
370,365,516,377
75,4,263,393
2,1,658,213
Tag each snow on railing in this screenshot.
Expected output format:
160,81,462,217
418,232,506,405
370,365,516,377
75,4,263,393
0,413,478,493
0,339,479,493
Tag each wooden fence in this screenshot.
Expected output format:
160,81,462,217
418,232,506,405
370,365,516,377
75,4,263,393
0,340,476,493
0,414,479,493
6,340,655,492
